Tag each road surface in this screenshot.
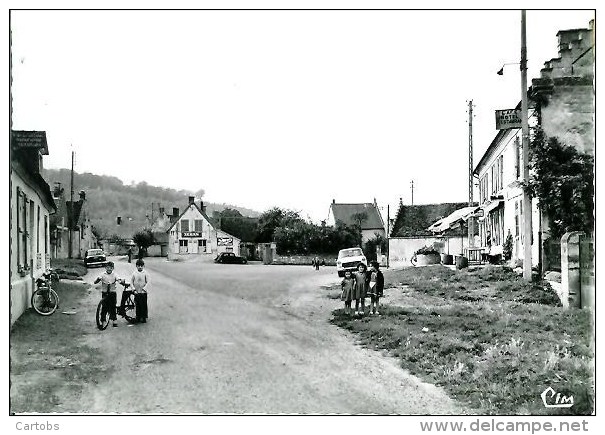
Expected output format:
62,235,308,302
74,257,462,414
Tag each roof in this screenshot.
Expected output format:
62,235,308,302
11,130,49,155
427,206,480,233
390,202,470,237
166,202,216,232
330,203,384,230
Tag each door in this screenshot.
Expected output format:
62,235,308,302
179,239,188,254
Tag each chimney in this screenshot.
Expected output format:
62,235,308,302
173,207,179,217
373,197,377,206
200,200,207,213
188,196,195,205
79,190,86,201
332,199,336,204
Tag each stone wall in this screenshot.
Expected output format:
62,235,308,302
271,254,337,266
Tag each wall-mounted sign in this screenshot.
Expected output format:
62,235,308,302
217,237,233,246
495,109,522,130
182,231,202,238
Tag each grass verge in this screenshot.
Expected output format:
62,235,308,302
10,281,111,413
331,265,594,415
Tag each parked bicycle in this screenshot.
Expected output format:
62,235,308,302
95,280,137,330
31,269,60,316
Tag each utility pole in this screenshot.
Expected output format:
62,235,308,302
468,100,475,247
521,10,532,281
68,150,74,259
410,180,415,206
386,204,390,268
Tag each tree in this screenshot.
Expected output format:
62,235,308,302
255,207,302,243
218,208,258,242
351,211,368,247
132,229,154,257
527,128,594,240
363,233,388,262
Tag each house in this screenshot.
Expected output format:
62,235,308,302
388,200,473,265
473,20,594,268
166,196,241,259
50,184,98,259
10,130,57,325
327,199,386,243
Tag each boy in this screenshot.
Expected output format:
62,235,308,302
131,259,149,323
94,261,121,327
368,260,384,315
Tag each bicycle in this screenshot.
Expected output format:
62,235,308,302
95,280,137,330
31,269,60,316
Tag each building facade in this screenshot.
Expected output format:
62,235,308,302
167,197,240,259
327,199,386,244
10,131,57,325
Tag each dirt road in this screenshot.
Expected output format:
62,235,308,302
23,257,465,414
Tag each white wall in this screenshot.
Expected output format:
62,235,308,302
389,236,467,267
10,171,53,326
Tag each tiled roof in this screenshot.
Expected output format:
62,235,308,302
330,203,384,230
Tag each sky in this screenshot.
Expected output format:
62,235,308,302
10,8,596,223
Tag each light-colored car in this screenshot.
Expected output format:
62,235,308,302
84,248,107,268
336,247,367,277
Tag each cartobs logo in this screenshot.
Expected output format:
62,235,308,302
541,386,574,408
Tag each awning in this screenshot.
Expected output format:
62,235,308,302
427,206,481,233
482,199,504,215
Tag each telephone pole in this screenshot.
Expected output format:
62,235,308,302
468,100,475,247
68,150,74,259
521,10,532,281
410,180,415,206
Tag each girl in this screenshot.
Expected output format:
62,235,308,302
340,270,355,315
352,263,369,316
368,261,384,315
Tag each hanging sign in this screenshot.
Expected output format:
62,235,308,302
495,109,522,130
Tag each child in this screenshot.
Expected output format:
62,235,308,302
94,261,121,327
340,270,355,315
353,263,369,316
131,259,149,323
368,260,385,315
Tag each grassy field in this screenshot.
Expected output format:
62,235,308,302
10,281,110,413
331,265,594,415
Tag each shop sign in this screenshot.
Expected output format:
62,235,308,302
495,109,522,130
182,231,202,238
217,237,233,246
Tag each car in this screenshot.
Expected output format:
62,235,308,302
84,248,108,268
214,252,248,264
336,247,367,277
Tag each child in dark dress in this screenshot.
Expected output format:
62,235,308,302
340,270,354,315
367,260,385,315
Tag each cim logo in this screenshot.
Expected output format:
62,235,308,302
541,387,574,408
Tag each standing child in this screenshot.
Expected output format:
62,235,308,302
367,260,385,315
94,261,121,328
352,263,369,316
340,270,355,315
131,259,149,323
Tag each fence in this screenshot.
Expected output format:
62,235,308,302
543,238,562,272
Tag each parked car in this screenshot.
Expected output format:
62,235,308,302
336,247,367,277
214,252,248,264
84,248,108,268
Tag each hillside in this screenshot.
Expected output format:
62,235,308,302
42,168,260,238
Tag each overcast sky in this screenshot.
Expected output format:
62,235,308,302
10,9,595,222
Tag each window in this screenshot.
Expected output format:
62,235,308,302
198,239,206,247
515,202,520,237
181,220,190,232
498,155,503,191
22,194,28,267
179,240,188,247
37,206,41,252
194,219,203,232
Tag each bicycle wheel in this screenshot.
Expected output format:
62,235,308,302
96,299,110,330
123,296,137,324
31,288,59,316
